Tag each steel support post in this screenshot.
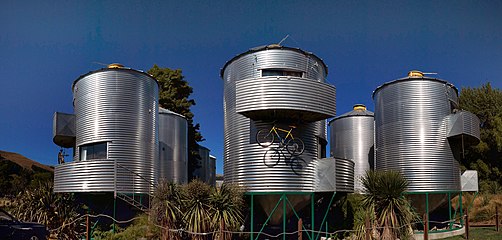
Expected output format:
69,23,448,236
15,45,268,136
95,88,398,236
251,194,254,240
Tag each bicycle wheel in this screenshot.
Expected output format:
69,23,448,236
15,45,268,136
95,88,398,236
286,138,305,156
256,129,274,147
288,155,306,175
263,148,281,167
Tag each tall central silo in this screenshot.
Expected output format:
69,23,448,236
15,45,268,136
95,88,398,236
329,104,374,193
221,45,337,225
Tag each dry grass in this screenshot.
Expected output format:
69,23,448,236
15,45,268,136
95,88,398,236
452,193,502,223
0,150,53,172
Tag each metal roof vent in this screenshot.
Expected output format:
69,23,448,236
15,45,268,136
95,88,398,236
353,104,367,111
408,70,424,77
107,63,124,69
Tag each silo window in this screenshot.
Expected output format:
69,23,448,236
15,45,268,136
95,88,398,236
262,69,303,77
79,142,107,160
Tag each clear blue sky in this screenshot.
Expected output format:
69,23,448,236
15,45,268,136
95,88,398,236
1,0,501,174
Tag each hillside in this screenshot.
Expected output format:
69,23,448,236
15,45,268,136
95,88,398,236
0,150,53,172
0,150,54,197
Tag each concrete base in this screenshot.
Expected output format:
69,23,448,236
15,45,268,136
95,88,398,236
413,227,465,240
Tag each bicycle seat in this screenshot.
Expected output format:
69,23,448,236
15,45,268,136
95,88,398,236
289,125,297,129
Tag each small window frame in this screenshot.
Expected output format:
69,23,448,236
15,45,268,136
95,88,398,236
261,69,304,78
79,142,108,161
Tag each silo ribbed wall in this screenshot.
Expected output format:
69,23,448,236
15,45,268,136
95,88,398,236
197,146,210,182
67,69,159,194
330,113,374,193
222,46,333,192
373,78,460,192
159,108,188,184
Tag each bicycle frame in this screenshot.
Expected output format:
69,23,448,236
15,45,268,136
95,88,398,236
269,126,295,146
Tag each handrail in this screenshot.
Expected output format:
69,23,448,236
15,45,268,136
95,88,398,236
114,162,156,188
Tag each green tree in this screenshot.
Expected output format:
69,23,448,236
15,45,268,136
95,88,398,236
459,83,502,191
148,65,204,180
360,170,417,240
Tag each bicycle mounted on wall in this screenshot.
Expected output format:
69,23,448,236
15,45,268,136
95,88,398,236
256,122,305,169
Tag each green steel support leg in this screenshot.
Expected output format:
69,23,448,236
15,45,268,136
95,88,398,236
255,195,284,240
311,193,315,240
285,197,312,240
426,193,429,231
325,221,328,239
459,192,463,226
113,197,116,234
448,192,452,229
283,194,286,240
468,192,478,212
315,192,336,240
251,194,254,240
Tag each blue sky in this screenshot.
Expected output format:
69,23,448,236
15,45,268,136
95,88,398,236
1,0,501,174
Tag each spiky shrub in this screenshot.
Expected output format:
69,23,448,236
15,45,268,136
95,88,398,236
361,170,418,240
209,183,244,240
12,181,83,239
181,179,212,240
151,180,183,240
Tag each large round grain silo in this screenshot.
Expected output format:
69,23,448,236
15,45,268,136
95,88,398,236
373,72,460,192
55,64,159,194
221,44,336,192
373,71,481,230
159,108,188,184
329,104,374,193
221,45,337,227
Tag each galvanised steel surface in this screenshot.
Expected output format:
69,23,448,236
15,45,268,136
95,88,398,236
314,158,355,192
55,67,159,194
447,111,481,143
159,108,188,184
196,145,210,183
335,158,355,192
373,76,462,192
235,76,336,122
329,105,374,193
209,155,216,186
54,159,153,193
52,112,76,148
221,45,332,192
55,160,115,192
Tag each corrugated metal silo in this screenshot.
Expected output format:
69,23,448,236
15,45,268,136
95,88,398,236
159,107,188,184
209,155,216,186
54,64,159,194
374,73,460,192
196,145,210,182
221,44,336,192
329,104,374,193
221,45,337,225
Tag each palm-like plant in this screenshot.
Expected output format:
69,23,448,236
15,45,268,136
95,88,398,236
209,183,244,240
361,170,417,240
12,181,83,239
152,180,183,240
181,179,212,240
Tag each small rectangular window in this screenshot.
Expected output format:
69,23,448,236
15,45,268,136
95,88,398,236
262,69,303,77
80,142,108,160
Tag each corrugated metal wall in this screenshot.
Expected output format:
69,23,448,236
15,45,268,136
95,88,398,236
159,108,188,184
373,77,460,192
221,46,335,192
55,68,158,194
